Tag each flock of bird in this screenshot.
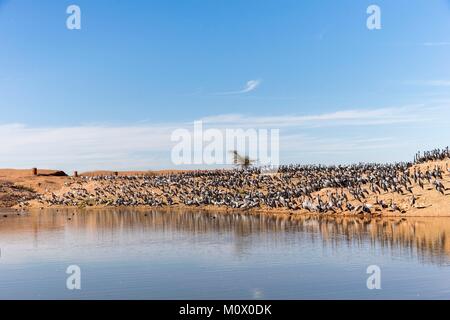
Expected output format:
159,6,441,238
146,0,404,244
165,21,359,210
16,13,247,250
36,148,450,215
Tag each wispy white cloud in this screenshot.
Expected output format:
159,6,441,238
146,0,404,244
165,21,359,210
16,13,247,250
421,80,450,87
404,79,450,87
0,103,447,171
201,104,432,128
422,42,450,46
281,135,402,154
0,123,177,171
214,79,261,95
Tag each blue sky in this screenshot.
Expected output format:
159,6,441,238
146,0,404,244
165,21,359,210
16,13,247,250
1,0,450,171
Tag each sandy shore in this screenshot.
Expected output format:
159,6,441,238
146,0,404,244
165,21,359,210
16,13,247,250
1,160,449,217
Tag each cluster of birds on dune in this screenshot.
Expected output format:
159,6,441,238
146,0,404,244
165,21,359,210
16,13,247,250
415,147,450,163
35,148,450,215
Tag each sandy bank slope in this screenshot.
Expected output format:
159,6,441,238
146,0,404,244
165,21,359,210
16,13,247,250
1,161,449,217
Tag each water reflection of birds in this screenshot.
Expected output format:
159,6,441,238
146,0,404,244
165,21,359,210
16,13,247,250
3,210,449,265
36,147,450,215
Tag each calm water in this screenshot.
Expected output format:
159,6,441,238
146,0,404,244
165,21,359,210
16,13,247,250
0,209,450,299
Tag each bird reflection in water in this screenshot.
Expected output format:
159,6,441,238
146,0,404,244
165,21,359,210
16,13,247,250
1,209,449,265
